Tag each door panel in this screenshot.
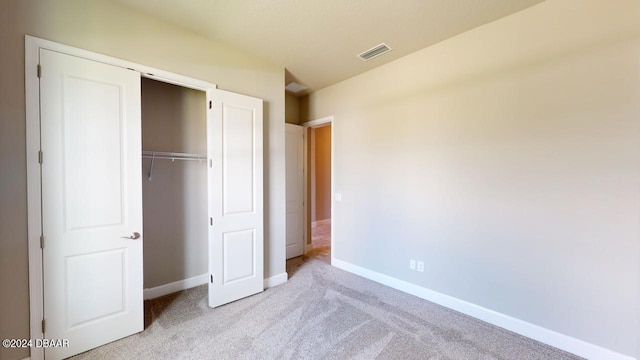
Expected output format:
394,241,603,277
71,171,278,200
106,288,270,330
209,89,264,308
66,249,126,327
223,105,255,215
64,76,124,230
40,49,143,359
285,124,304,259
223,229,256,284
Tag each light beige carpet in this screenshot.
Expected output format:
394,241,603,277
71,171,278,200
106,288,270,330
72,244,582,360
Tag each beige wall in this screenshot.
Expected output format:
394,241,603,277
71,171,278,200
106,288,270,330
313,125,332,222
285,92,300,124
0,1,286,359
303,0,640,358
141,78,208,288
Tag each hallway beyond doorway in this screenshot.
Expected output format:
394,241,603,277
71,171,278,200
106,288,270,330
306,220,331,263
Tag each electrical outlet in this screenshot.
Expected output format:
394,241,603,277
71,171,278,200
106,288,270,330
409,259,416,270
417,261,425,272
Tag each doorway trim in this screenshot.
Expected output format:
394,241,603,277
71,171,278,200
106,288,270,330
302,116,334,263
25,35,217,360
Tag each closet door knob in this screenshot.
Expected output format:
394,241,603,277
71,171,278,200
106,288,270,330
121,232,141,240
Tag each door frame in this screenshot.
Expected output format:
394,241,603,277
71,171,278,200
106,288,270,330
302,116,334,263
25,35,217,360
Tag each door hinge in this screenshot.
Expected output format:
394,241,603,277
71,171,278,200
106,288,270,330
38,150,43,164
40,235,44,249
37,64,41,78
209,159,212,168
209,101,212,109
41,319,45,333
210,274,213,283
210,217,213,226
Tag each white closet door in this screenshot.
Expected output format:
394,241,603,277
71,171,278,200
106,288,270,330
208,89,264,307
285,124,304,259
40,49,143,359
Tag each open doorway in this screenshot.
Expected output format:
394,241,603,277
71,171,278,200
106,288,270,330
141,78,207,297
140,78,208,328
304,118,333,263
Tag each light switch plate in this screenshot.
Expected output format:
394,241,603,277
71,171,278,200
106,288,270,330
409,259,416,270
335,193,342,201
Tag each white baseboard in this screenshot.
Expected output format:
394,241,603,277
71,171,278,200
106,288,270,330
264,272,288,289
144,274,208,300
331,258,636,360
144,272,289,300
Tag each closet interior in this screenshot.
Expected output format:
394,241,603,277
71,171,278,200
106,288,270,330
141,78,208,295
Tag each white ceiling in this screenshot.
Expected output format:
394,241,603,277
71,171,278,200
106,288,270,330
114,0,544,95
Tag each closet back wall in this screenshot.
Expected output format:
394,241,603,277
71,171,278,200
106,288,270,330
141,78,207,289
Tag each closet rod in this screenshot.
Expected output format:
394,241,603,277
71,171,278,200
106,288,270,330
143,151,207,181
142,151,207,160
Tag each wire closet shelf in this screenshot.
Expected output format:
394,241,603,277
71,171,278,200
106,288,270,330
142,151,207,181
142,151,206,161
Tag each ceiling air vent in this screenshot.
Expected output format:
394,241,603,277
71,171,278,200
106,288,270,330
357,43,392,61
285,82,308,94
